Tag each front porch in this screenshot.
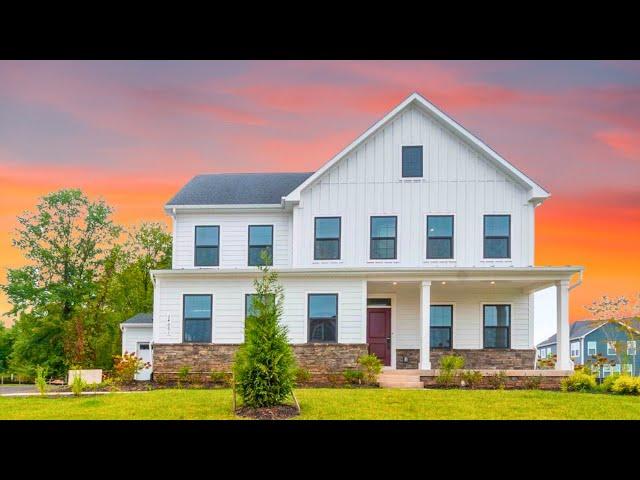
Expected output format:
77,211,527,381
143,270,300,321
364,268,580,372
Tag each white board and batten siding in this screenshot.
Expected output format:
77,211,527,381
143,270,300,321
293,105,534,268
122,326,153,355
153,276,365,345
172,211,291,269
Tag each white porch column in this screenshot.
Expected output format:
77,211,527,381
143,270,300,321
555,280,572,370
419,280,432,370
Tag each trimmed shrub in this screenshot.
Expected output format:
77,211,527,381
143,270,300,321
357,354,382,385
177,366,191,387
437,355,465,387
461,370,482,389
523,375,542,390
113,352,150,384
561,371,596,392
488,371,508,390
343,369,364,385
611,375,640,395
294,367,311,385
599,374,620,393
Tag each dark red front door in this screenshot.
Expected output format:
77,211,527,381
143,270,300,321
367,308,391,366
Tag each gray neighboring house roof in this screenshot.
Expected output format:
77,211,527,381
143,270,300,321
121,313,153,326
537,318,640,348
166,172,315,206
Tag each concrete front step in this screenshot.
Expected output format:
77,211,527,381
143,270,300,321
378,381,424,389
378,370,424,388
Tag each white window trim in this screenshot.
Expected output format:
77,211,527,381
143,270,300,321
247,223,276,268
480,212,513,262
587,341,597,356
180,290,215,344
607,341,616,356
431,302,457,350
423,213,457,264
479,302,514,349
311,215,344,265
627,340,637,356
304,291,340,345
193,225,221,269
399,144,425,180
367,213,401,264
570,341,580,358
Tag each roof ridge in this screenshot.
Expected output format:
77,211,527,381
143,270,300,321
194,171,314,177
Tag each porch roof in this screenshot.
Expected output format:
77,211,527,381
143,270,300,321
151,266,582,291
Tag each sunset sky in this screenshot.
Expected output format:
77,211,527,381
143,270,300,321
0,60,638,333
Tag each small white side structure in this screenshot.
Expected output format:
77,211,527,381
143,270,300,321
120,313,153,381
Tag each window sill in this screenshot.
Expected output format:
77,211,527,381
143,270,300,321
480,259,513,263
423,259,456,264
398,178,425,182
312,260,344,265
367,260,400,264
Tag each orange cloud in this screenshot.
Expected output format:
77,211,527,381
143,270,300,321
596,130,640,160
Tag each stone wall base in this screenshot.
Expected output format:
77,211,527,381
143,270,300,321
396,348,536,370
420,370,567,390
152,343,368,383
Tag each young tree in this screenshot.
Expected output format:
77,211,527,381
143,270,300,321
1,189,120,366
233,257,296,408
0,324,15,374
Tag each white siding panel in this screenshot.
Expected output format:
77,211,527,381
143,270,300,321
294,106,534,269
173,211,291,269
154,276,364,345
122,326,153,355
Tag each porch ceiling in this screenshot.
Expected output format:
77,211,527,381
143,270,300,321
367,278,560,294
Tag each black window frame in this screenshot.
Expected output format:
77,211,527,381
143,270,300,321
430,304,453,349
314,216,341,261
426,215,454,259
247,224,274,266
401,145,424,178
483,304,511,349
194,225,220,267
182,294,213,344
370,216,397,260
244,293,276,320
483,214,511,259
307,293,338,344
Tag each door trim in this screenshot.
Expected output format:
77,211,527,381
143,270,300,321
367,293,396,369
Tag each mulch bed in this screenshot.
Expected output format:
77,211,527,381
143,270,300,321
235,405,299,420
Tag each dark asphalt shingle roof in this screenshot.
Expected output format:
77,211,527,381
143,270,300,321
122,313,153,325
537,318,640,348
166,172,314,206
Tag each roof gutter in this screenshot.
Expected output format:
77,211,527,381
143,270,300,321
569,269,583,291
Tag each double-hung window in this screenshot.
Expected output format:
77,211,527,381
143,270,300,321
314,217,341,260
183,294,212,343
587,341,597,356
245,293,276,320
370,216,397,260
430,305,453,349
607,341,616,356
627,340,637,356
194,226,219,266
401,146,423,178
308,294,338,343
483,215,511,259
427,215,454,259
248,225,273,266
483,304,511,349
570,341,580,358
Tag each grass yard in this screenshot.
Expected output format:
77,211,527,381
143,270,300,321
1,388,639,420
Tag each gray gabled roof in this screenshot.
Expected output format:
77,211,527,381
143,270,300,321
537,318,640,348
121,313,153,325
166,172,314,206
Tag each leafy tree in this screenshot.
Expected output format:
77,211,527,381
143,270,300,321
0,324,15,373
233,257,296,408
2,189,120,366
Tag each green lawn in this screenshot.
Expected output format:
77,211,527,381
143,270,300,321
1,388,639,420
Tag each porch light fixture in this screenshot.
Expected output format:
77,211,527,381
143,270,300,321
490,281,495,285
392,281,398,285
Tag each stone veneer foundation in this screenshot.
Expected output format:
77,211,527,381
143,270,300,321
153,343,368,383
396,348,536,370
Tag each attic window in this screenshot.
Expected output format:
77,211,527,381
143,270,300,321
402,146,423,178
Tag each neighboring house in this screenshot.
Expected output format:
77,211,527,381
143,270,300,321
120,313,153,380
537,318,640,378
124,92,584,381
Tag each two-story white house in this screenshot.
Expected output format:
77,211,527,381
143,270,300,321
139,92,582,382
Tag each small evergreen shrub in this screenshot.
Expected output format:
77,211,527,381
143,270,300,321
209,370,229,386
436,354,465,387
326,373,342,386
177,366,191,387
461,370,482,389
35,365,48,396
488,371,508,390
599,374,619,393
611,375,640,395
357,354,382,385
294,367,311,385
343,369,364,385
561,371,596,392
233,260,296,408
